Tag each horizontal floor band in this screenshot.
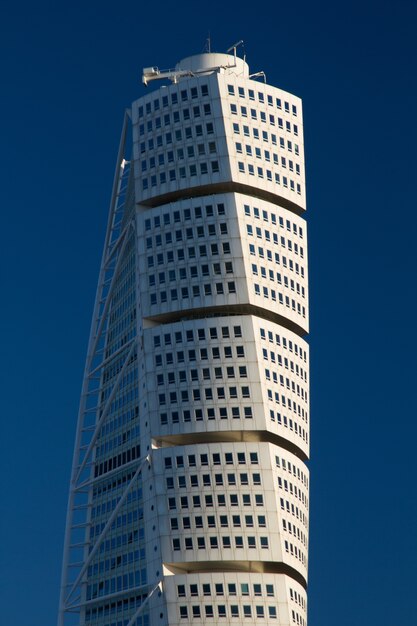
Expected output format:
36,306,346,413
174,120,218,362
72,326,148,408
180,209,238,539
145,303,308,338
138,181,305,217
152,430,309,463
163,560,307,589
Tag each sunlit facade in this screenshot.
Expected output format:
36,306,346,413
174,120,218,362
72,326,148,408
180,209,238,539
59,50,309,626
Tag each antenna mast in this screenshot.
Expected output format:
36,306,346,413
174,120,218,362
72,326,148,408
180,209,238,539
204,34,211,53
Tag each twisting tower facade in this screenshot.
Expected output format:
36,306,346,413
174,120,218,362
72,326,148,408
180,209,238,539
59,49,309,626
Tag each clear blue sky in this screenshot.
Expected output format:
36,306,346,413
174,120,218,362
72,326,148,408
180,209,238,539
1,1,416,624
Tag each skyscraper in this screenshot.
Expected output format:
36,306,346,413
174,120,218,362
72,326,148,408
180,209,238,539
59,48,309,626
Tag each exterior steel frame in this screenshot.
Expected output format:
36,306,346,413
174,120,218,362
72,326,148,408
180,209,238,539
58,111,136,626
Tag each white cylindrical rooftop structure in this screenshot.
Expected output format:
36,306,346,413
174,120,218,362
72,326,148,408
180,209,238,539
175,52,249,77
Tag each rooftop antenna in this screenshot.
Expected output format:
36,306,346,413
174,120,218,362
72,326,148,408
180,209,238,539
226,40,244,66
203,33,211,53
249,70,267,83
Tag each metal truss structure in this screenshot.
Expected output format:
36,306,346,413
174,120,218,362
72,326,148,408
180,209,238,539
57,111,148,626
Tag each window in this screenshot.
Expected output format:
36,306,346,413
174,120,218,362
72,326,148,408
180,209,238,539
222,536,231,549
266,584,274,597
177,584,186,598
185,537,193,550
197,537,205,549
173,538,180,551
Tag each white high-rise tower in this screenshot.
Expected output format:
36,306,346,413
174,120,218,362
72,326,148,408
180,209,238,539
59,48,309,626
